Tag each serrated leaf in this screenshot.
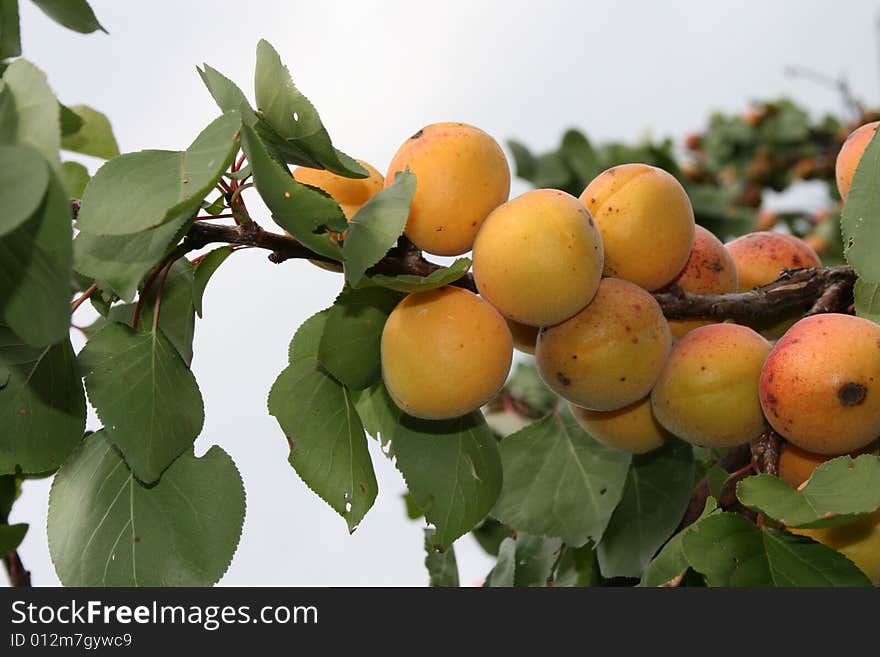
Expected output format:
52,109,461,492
61,104,119,159
1,59,60,170
0,171,72,347
61,160,89,197
198,64,257,123
0,523,27,553
0,0,21,59
682,512,871,587
492,410,631,547
364,258,471,293
841,124,880,280
317,286,402,390
30,0,106,34
254,39,365,178
0,144,49,236
240,123,346,260
854,278,880,324
424,528,459,587
597,439,694,578
193,246,234,318
737,455,880,528
268,324,377,532
76,112,241,236
350,380,395,457
288,309,329,363
78,322,204,483
343,170,416,287
0,330,85,474
48,432,245,586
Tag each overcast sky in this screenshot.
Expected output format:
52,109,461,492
7,0,880,586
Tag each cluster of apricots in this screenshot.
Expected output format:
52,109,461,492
293,120,880,580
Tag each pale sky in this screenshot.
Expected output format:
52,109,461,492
7,0,880,586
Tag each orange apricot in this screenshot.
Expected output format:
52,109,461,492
836,121,880,201
569,398,670,454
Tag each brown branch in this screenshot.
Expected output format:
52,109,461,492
751,428,783,476
3,551,31,588
678,444,757,531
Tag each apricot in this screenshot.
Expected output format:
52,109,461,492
665,225,738,340
790,509,880,586
835,121,880,201
651,323,771,448
535,278,671,411
472,189,603,327
385,122,510,256
569,398,670,454
579,164,695,290
293,160,384,220
759,313,880,455
506,319,539,355
380,286,512,420
778,441,878,488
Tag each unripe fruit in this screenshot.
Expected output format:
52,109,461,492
778,441,878,488
385,123,510,256
759,313,880,455
579,164,695,290
569,398,670,454
665,225,738,340
292,160,385,220
506,319,539,355
790,509,880,586
536,278,671,411
651,324,771,448
836,121,880,201
381,287,512,420
472,189,604,327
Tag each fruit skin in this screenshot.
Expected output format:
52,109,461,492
380,286,512,420
293,160,385,220
790,509,880,586
569,398,670,454
665,225,738,340
778,441,877,488
536,278,671,411
836,121,880,201
651,323,771,448
385,122,510,256
472,189,604,327
759,313,880,455
506,319,539,355
579,163,695,291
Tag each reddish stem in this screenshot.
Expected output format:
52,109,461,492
71,283,98,313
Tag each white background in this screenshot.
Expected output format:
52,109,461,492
6,0,880,586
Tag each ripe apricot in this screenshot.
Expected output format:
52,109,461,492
381,286,512,420
385,122,510,256
665,225,738,340
293,160,384,220
569,398,670,454
579,164,695,290
535,278,671,411
759,313,880,455
790,509,880,585
836,121,880,201
472,189,603,327
778,441,878,488
506,319,539,355
651,323,771,448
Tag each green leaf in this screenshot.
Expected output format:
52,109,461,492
48,432,245,586
76,112,241,236
403,492,423,520
198,64,256,122
193,246,234,318
268,326,378,532
0,144,49,236
0,171,72,347
470,517,511,557
706,463,730,501
240,123,346,260
682,512,871,587
484,536,516,586
560,129,600,183
0,474,18,518
507,140,536,180
364,258,471,293
60,105,119,159
0,0,21,59
317,286,402,390
737,455,880,529
504,361,559,418
484,533,562,587
0,523,27,553
554,543,603,587
288,309,329,363
841,124,880,280
350,380,395,457
1,58,60,170
492,410,631,547
639,497,718,587
597,439,695,578
78,322,204,483
424,528,458,587
253,39,366,178
854,278,880,324
343,170,416,287
0,330,85,474
59,102,83,137
30,0,105,33
61,160,89,197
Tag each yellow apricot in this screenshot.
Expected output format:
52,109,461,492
569,398,670,454
380,286,512,420
506,319,539,355
665,225,738,340
836,121,880,201
759,313,880,455
791,509,880,586
535,278,671,411
472,189,603,327
579,164,695,290
292,160,384,220
385,123,510,256
651,323,771,448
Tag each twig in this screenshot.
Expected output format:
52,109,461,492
71,283,98,312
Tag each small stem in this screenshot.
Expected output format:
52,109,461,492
233,152,246,172
151,260,176,335
228,182,254,209
196,214,236,220
131,265,164,328
71,283,98,312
